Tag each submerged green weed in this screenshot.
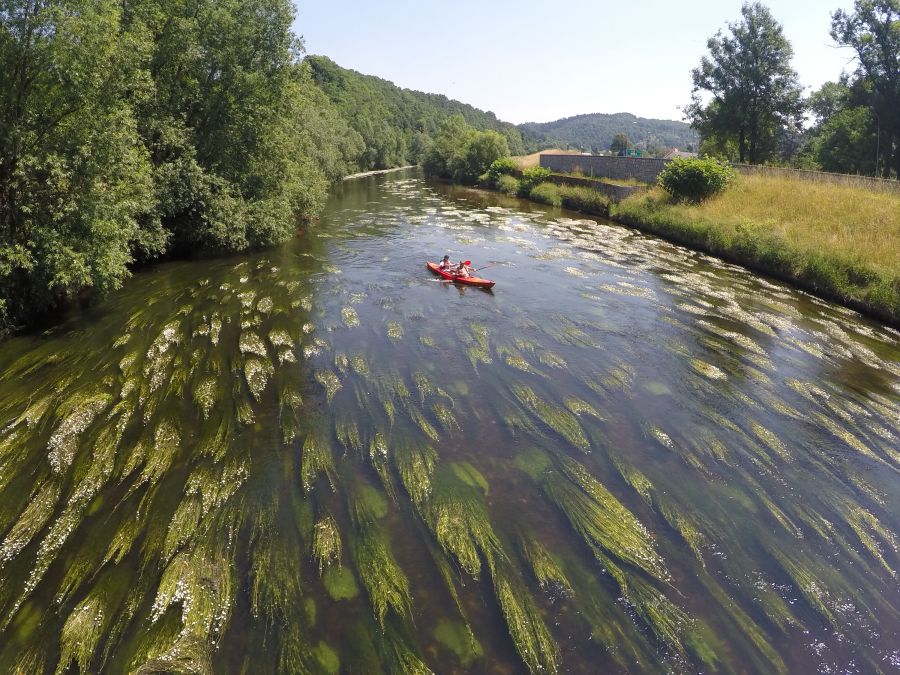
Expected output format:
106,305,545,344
302,432,336,492
352,526,412,628
394,439,437,505
312,514,342,574
314,370,342,404
493,565,560,675
512,384,589,450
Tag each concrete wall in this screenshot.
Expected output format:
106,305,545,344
540,154,667,183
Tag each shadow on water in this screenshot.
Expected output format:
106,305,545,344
0,168,898,673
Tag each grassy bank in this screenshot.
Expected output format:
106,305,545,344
612,174,900,325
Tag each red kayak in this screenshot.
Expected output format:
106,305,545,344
426,262,495,289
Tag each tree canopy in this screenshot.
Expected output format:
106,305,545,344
686,2,804,164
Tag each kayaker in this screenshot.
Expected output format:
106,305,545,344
454,260,473,278
438,255,453,271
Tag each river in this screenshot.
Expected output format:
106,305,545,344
0,170,898,674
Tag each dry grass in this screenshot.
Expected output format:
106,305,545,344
512,149,569,169
614,173,900,323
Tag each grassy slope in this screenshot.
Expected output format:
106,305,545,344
612,174,900,325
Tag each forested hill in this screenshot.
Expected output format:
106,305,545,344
306,56,526,169
519,112,696,153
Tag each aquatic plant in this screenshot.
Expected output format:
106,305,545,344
417,468,503,578
493,565,560,674
394,439,437,506
47,390,112,473
409,407,439,442
352,526,412,628
312,514,342,573
192,376,217,419
314,370,342,404
301,432,336,493
543,456,668,583
511,384,589,450
243,356,274,402
341,306,360,328
278,381,303,444
520,537,572,596
0,479,62,564
57,592,109,673
387,322,404,341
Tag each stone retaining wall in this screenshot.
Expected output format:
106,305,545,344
540,154,667,183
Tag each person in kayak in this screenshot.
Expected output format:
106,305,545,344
438,255,453,271
453,260,473,278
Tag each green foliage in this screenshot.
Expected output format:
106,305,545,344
556,185,610,215
830,1,900,178
657,157,736,202
0,0,361,333
808,107,878,174
610,133,633,155
307,56,526,169
497,175,521,196
686,2,804,164
485,157,520,184
529,183,562,207
516,167,552,197
423,116,509,184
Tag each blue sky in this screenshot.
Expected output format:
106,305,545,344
293,1,858,124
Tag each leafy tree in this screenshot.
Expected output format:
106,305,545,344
830,0,900,177
423,115,509,184
686,2,804,164
808,106,878,174
0,0,155,329
610,133,633,155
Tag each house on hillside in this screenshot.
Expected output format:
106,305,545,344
663,148,698,159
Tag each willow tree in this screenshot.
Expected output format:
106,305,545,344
686,2,804,164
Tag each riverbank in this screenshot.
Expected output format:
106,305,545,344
342,165,417,180
611,175,900,326
481,171,900,326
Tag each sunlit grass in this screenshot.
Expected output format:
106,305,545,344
614,175,900,321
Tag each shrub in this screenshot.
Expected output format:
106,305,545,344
497,174,520,195
485,157,520,184
517,167,552,197
657,157,736,203
529,183,562,207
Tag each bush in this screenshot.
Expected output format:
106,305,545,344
485,157,519,184
657,157,736,203
529,183,562,207
517,167,552,197
497,174,520,195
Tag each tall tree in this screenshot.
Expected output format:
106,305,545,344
610,133,632,155
0,0,155,328
831,0,900,177
686,2,804,164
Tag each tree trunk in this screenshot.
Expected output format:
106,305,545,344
738,129,746,164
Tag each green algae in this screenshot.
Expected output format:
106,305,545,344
449,462,488,496
431,402,458,433
434,619,483,666
341,306,360,328
409,407,439,442
335,417,362,455
514,447,552,479
313,641,340,674
537,350,568,370
322,566,359,601
387,321,404,341
466,344,492,371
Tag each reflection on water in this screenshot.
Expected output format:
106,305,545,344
0,170,898,674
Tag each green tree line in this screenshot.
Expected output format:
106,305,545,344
687,1,899,177
0,3,529,334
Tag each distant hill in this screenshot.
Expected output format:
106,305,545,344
519,112,696,154
306,56,526,170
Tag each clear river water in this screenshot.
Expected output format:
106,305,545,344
0,170,898,674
